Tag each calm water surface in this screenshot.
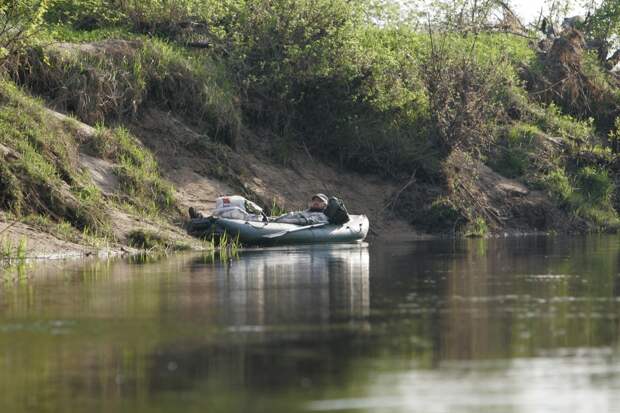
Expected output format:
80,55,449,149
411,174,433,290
1,236,620,412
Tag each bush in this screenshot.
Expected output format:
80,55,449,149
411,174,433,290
540,167,573,204
15,38,241,144
575,166,613,204
411,197,463,232
0,0,48,70
420,35,509,156
44,0,125,29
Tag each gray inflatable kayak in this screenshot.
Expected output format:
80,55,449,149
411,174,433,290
187,214,370,245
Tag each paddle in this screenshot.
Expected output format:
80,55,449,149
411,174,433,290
262,222,328,239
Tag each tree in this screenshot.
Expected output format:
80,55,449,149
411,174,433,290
0,0,48,70
585,0,620,60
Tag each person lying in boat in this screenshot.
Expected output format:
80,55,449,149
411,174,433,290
273,193,329,225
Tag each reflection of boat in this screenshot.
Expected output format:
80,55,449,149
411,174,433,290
215,244,370,325
187,214,370,245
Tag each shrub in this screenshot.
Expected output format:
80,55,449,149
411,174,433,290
575,166,613,204
15,38,241,145
420,35,509,156
540,167,573,204
44,0,125,29
0,0,48,70
411,197,463,232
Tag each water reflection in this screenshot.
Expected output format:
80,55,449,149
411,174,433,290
0,245,371,413
2,237,620,413
148,246,370,396
211,245,370,326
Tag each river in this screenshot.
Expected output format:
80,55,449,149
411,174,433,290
1,236,620,412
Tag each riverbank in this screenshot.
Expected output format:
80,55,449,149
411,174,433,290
4,1,620,257
0,69,593,259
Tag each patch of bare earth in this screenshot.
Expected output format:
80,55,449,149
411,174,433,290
0,213,91,259
129,107,425,240
2,109,204,257
453,155,577,234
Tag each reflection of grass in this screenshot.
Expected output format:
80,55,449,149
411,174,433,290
1,237,28,281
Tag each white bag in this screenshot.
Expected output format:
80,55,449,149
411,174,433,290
213,196,263,221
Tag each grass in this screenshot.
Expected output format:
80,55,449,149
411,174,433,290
201,231,241,263
88,126,176,216
540,166,619,230
4,1,620,238
464,217,489,238
0,79,109,232
269,199,287,217
127,229,190,252
1,236,28,264
43,24,136,43
0,79,179,245
0,236,28,282
15,37,241,145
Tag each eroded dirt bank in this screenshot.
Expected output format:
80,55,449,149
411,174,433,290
1,101,563,259
1,104,427,258
0,38,585,258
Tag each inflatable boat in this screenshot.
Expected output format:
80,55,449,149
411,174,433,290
187,214,369,245
187,195,369,245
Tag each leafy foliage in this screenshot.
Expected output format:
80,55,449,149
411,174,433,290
0,0,49,68
4,0,620,234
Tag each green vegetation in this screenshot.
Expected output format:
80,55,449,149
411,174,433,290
0,236,26,262
201,231,241,263
0,76,176,244
90,125,175,215
18,38,240,144
1,235,28,281
2,0,620,240
0,80,108,231
465,217,488,238
127,229,190,252
269,199,287,217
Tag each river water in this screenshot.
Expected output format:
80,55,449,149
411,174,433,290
1,236,620,412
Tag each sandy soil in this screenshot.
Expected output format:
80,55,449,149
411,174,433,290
2,104,423,258
129,107,426,240
0,213,96,259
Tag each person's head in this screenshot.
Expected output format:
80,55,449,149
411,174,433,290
309,193,328,211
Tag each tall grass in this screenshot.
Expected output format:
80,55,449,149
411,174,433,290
15,37,241,146
540,165,619,229
88,125,176,215
201,231,240,263
1,236,28,264
0,80,109,232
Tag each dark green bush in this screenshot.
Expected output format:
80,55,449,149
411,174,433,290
576,166,613,204
45,0,125,29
